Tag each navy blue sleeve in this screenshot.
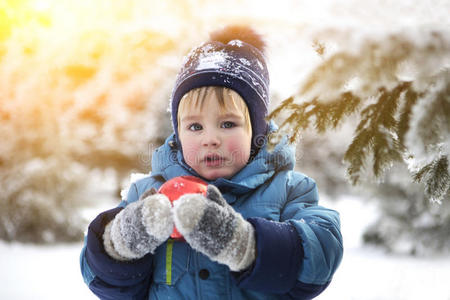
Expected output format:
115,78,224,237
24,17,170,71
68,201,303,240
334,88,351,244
232,217,329,299
283,281,330,300
85,207,154,299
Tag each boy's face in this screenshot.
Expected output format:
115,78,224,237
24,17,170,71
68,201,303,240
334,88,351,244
178,91,252,180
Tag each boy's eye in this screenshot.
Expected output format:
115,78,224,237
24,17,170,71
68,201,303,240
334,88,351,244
188,123,203,131
222,121,235,129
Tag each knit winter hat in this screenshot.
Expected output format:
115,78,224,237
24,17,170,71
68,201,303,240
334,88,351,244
171,25,270,152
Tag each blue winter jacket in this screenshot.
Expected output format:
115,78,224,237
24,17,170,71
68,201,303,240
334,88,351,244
80,133,343,300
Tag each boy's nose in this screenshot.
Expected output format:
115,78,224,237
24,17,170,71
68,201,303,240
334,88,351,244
202,130,221,147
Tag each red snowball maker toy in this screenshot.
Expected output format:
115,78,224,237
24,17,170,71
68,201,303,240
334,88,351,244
158,176,208,239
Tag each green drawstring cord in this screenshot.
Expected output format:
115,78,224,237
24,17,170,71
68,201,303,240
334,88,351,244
165,239,174,285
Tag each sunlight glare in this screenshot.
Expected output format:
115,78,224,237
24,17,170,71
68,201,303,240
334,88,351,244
31,0,52,13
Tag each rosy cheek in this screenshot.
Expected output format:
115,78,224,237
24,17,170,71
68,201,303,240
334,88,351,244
227,140,249,162
181,142,199,165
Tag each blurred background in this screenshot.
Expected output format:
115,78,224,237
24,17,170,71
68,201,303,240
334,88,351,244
0,0,449,299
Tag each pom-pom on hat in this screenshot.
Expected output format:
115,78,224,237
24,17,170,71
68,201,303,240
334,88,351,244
171,25,270,152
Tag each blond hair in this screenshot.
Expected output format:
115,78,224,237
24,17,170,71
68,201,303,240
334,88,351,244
177,86,252,135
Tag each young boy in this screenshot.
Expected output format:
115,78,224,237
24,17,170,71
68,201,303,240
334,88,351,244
80,25,343,299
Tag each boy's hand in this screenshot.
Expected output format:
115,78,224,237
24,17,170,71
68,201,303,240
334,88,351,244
103,189,174,261
173,185,256,271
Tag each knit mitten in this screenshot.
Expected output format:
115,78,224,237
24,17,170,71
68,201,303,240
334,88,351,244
173,185,256,271
103,188,173,261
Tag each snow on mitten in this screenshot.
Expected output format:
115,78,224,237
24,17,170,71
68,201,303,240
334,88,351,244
103,188,173,261
173,185,256,271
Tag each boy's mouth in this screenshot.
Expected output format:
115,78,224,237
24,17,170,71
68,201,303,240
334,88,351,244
203,154,225,167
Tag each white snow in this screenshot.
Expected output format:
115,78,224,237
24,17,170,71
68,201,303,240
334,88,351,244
1,195,449,300
229,40,243,47
0,242,97,300
317,196,450,300
196,51,229,71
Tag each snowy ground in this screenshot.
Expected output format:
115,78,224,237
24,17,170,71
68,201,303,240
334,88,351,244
316,196,450,300
1,195,449,300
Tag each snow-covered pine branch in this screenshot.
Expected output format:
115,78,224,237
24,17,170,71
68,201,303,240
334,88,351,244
269,27,450,203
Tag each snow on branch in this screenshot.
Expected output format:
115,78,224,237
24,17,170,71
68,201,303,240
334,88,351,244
269,27,450,203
